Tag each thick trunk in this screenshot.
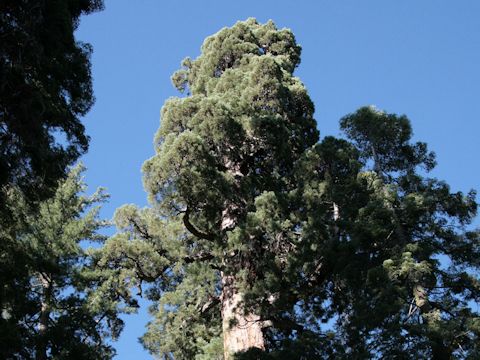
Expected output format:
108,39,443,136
220,161,265,358
37,273,51,360
221,275,265,359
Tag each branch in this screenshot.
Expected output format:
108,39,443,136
183,250,222,271
184,250,214,264
199,295,220,314
182,208,215,241
270,316,305,334
131,218,153,240
123,252,159,283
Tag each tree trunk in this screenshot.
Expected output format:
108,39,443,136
332,202,340,222
431,338,451,360
413,285,452,360
220,161,265,358
37,273,51,360
221,274,265,359
332,201,340,239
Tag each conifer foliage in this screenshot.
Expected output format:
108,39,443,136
1,165,120,359
0,0,103,198
97,19,479,359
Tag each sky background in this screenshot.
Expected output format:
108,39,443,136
76,1,480,358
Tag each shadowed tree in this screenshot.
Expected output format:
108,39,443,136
0,0,103,199
328,106,480,359
1,2,104,357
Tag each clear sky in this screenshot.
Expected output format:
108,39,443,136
76,1,480,358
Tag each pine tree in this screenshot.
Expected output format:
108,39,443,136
96,20,479,359
0,165,122,359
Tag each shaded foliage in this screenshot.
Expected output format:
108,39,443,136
0,2,105,358
0,0,103,199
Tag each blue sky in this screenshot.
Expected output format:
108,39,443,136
76,1,480,358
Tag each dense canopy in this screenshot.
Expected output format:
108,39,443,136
0,0,103,198
1,9,478,359
95,19,479,359
0,2,108,359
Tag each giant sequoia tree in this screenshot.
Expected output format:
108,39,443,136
96,19,479,359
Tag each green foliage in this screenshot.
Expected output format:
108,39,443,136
0,165,120,359
340,106,436,175
98,19,479,359
329,107,480,358
1,2,105,357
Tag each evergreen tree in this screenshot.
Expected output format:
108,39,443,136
97,18,319,359
96,20,479,359
0,0,103,198
0,165,121,359
0,3,105,357
328,106,480,359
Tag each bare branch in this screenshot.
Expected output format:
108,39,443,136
182,208,215,241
